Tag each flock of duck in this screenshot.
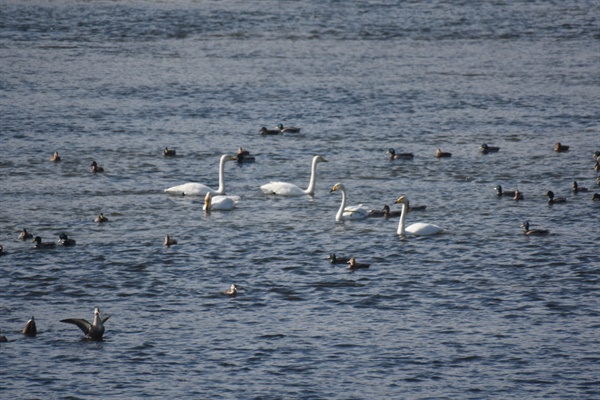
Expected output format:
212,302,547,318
2,129,599,342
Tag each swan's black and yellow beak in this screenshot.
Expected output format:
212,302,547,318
394,195,406,204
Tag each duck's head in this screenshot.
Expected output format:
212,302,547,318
592,193,600,201
573,181,578,189
90,161,97,167
520,220,530,230
481,143,489,149
381,204,391,213
59,233,68,241
495,185,502,193
544,191,555,200
277,123,284,129
387,148,395,155
330,183,344,193
32,236,42,244
394,195,408,205
204,192,212,209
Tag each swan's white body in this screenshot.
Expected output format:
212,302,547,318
395,196,444,236
330,183,370,221
165,154,232,196
260,155,327,196
203,192,237,211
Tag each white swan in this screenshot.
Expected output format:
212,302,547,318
260,155,328,196
330,183,370,221
394,195,444,236
203,192,237,211
165,154,234,196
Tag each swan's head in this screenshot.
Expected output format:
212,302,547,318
330,183,344,193
204,192,212,210
314,155,328,164
544,191,555,200
394,195,409,205
520,221,530,230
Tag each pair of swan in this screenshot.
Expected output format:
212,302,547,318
330,183,444,236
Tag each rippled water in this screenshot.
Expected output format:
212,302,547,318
1,1,599,398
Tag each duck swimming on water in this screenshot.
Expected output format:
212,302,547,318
276,123,301,133
50,151,61,162
435,148,452,158
18,228,33,240
22,316,37,337
545,190,567,205
520,220,549,236
480,143,500,154
260,126,281,135
513,189,524,201
328,254,351,264
347,257,370,270
164,235,177,246
572,181,588,193
32,236,56,249
58,233,76,246
387,148,414,160
224,284,238,296
554,142,569,152
234,147,255,163
163,147,176,157
95,213,109,223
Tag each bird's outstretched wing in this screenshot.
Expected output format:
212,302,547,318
60,318,92,335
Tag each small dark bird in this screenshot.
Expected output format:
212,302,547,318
224,284,238,296
58,233,76,246
592,193,600,201
513,189,524,201
163,147,176,157
387,148,414,160
234,147,255,163
50,151,61,162
95,213,109,223
276,123,301,133
90,161,104,173
60,307,109,341
545,190,567,205
495,185,518,197
554,142,569,152
18,228,33,240
347,257,370,270
480,143,500,154
164,234,177,246
520,221,549,236
22,316,37,337
328,254,351,264
435,148,452,158
572,181,588,193
260,127,281,135
32,236,56,249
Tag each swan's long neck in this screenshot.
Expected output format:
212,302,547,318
216,155,227,194
304,157,319,195
93,310,102,328
336,188,347,222
397,203,407,235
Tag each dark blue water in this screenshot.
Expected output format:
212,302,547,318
1,1,599,398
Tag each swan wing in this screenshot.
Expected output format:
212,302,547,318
260,182,305,196
210,196,236,210
60,318,92,335
165,182,215,196
405,222,444,236
342,204,370,219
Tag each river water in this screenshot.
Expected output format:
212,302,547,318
1,1,599,398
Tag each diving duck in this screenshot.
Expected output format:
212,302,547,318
520,221,549,236
260,126,281,135
18,228,33,240
58,233,76,246
480,143,500,154
22,316,37,337
328,253,351,264
224,284,238,296
435,148,452,158
347,257,370,270
164,234,177,246
513,189,524,201
60,307,109,341
32,236,56,249
90,161,104,173
572,181,588,193
495,185,518,197
49,151,62,162
276,123,301,133
387,148,414,160
95,213,109,223
234,147,255,163
163,147,176,157
554,142,569,152
545,190,567,205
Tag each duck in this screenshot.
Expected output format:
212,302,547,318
495,185,518,197
513,189,524,201
203,192,237,212
49,151,61,162
90,161,104,173
572,181,588,193
164,154,235,196
330,183,371,221
32,236,56,249
58,233,76,246
593,151,600,162
0,335,7,342
380,204,402,219
595,162,600,173
95,213,109,223
260,126,281,135
276,123,301,133
592,193,600,201
387,148,414,160
163,147,176,157
60,307,109,341
520,220,549,236
0,245,4,256
224,284,238,296
394,195,444,236
328,253,350,264
435,148,452,158
347,257,370,270
480,143,500,154
260,155,328,196
164,234,177,246
234,147,255,163
545,190,567,205
18,228,33,240
554,142,569,152
22,316,37,337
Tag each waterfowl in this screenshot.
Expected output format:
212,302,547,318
347,257,370,270
276,123,301,133
595,162,600,173
0,335,7,342
435,148,452,158
60,307,109,341
592,193,600,201
330,183,370,221
90,161,104,173
328,254,351,264
495,185,518,197
22,316,37,337
480,143,500,154
406,200,427,211
203,192,236,211
380,204,402,219
224,284,238,296
520,220,549,236
234,147,255,163
163,147,176,157
260,155,328,196
572,181,588,193
513,189,524,201
260,127,281,135
593,151,600,162
32,236,56,249
164,234,177,246
545,190,567,205
387,148,414,160
394,195,444,236
18,228,33,240
50,151,61,162
165,154,234,196
58,233,76,246
554,142,569,152
95,213,109,223
0,245,4,256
